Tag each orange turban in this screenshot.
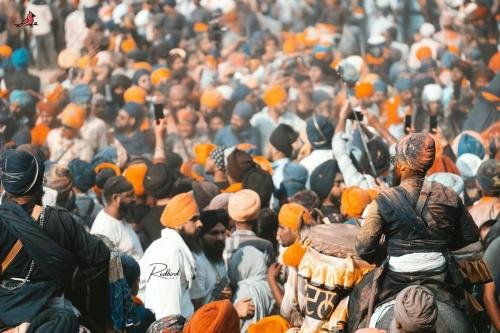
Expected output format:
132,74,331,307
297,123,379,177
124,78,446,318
133,61,153,72
194,143,215,165
77,54,96,69
263,85,287,108
416,46,432,61
120,37,137,54
355,82,374,98
95,162,121,176
124,86,147,104
341,186,372,218
253,156,273,175
31,123,50,146
193,22,209,33
278,203,312,231
0,45,13,58
37,100,59,116
45,83,65,103
184,300,240,333
200,89,223,109
161,192,198,228
123,163,148,196
488,52,500,73
283,38,297,54
59,103,86,130
151,68,171,86
177,108,198,124
248,315,291,333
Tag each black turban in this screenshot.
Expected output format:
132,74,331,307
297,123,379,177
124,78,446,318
103,176,133,200
200,209,229,236
243,168,274,208
310,159,339,201
476,160,500,196
0,149,44,195
144,163,175,199
192,181,220,211
269,124,299,157
360,138,391,176
226,149,256,182
27,308,79,333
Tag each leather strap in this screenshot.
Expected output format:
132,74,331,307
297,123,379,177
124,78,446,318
1,205,43,273
415,181,439,229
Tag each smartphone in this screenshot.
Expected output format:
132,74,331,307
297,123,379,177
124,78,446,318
154,103,164,124
347,110,364,121
404,115,412,134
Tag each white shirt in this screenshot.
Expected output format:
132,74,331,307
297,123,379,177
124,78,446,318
139,228,196,319
64,10,88,54
80,116,108,154
25,3,52,36
300,149,333,189
46,128,94,167
190,252,228,305
90,210,143,261
272,158,290,189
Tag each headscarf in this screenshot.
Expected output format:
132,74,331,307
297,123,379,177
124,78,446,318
70,84,93,105
228,246,274,332
183,300,239,333
160,192,198,228
9,90,33,109
123,86,147,104
68,159,96,192
11,48,29,70
209,145,227,171
228,189,261,222
200,89,223,109
248,315,291,333
393,286,438,333
341,186,373,218
269,124,298,157
395,133,435,173
0,149,44,195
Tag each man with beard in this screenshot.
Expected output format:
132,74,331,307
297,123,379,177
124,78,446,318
113,102,153,156
91,175,144,261
190,209,230,308
350,133,479,330
138,192,202,319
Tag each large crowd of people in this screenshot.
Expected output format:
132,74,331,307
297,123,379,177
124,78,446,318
0,0,499,332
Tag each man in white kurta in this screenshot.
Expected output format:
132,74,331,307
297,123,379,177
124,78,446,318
138,192,202,319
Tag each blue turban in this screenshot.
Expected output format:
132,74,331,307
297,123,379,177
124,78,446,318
68,159,96,192
233,101,253,121
306,115,334,149
281,162,308,198
395,78,413,92
70,84,93,105
123,102,143,121
11,48,29,70
132,69,150,85
0,149,44,195
9,90,33,109
310,159,339,201
120,254,140,289
458,133,485,159
231,84,251,102
440,51,458,69
373,80,388,94
91,146,119,169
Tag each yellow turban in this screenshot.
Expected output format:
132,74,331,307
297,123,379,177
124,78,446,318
151,68,171,86
161,192,198,228
263,85,287,108
123,163,148,196
59,103,86,130
278,203,312,231
194,143,216,166
200,89,223,109
124,86,147,104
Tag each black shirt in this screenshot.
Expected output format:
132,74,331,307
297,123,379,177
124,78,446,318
139,205,165,250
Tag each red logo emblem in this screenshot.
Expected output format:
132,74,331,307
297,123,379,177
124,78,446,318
15,11,38,28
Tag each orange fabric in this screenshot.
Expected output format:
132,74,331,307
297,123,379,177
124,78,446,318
120,37,137,54
427,155,460,175
160,192,198,228
235,143,257,153
37,100,59,116
140,117,150,132
59,103,86,130
123,163,148,196
263,85,287,107
367,189,379,200
184,300,240,333
132,61,153,72
123,86,147,104
282,241,306,269
180,161,204,181
45,83,65,103
95,162,121,176
488,52,500,73
365,53,384,65
0,45,13,58
278,202,312,231
253,156,273,175
416,46,432,61
355,82,374,98
193,22,209,33
341,186,372,218
447,45,460,55
132,296,144,306
223,182,243,193
77,55,96,69
30,123,50,146
283,38,297,54
248,315,291,333
151,68,171,86
383,95,406,127
194,143,216,165
482,91,500,103
57,49,78,69
200,89,223,109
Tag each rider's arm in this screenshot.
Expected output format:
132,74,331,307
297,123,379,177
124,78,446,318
483,282,500,331
355,201,384,264
449,192,480,251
